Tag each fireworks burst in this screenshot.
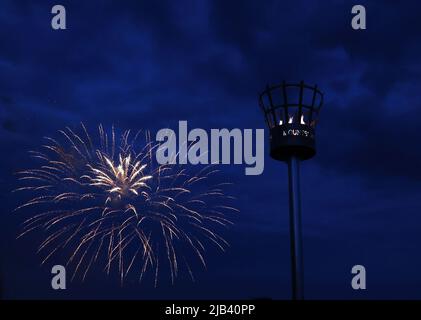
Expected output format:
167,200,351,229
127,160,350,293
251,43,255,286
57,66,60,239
14,124,237,285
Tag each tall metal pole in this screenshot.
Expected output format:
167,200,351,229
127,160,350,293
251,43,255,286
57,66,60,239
287,156,304,300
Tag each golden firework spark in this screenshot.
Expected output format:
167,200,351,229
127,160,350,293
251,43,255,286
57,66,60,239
14,124,237,285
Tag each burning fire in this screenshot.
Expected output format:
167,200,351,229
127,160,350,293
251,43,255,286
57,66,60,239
278,115,306,126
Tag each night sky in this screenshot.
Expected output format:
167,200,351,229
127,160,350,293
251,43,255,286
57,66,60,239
1,0,421,299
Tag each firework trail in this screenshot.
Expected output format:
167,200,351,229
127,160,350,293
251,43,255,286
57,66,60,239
14,124,237,285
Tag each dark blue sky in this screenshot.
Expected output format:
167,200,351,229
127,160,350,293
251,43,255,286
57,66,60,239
1,0,421,299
